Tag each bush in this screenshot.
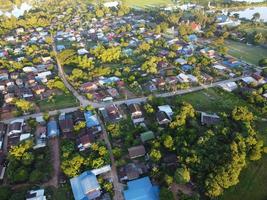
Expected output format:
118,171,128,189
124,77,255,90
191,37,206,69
0,186,12,200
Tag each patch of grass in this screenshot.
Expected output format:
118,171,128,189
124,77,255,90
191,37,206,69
124,0,173,8
244,26,267,35
37,94,79,111
173,87,259,114
173,88,267,200
220,154,267,200
225,40,267,65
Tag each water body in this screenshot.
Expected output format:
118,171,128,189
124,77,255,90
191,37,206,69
0,3,32,18
230,7,267,22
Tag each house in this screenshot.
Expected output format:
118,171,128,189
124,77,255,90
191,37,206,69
77,48,89,55
84,111,101,132
140,131,155,143
107,88,119,98
123,177,159,200
163,154,178,166
175,58,187,65
70,171,101,200
156,111,171,125
59,119,74,134
80,82,98,92
26,189,46,200
158,105,173,118
201,112,220,126
47,120,59,138
213,64,227,71
77,133,95,151
190,22,201,32
143,81,157,92
128,103,144,124
219,82,238,92
128,145,146,159
8,119,24,136
32,85,46,95
73,110,85,124
34,125,47,149
252,73,265,85
177,73,189,83
103,1,120,8
4,93,14,104
241,76,257,85
106,104,122,121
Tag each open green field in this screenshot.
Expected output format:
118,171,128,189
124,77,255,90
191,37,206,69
37,94,79,111
121,0,174,8
225,40,267,65
244,27,267,35
174,87,260,114
174,88,267,200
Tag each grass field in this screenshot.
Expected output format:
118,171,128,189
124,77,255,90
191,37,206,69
121,0,174,8
225,40,267,65
174,88,267,200
174,87,260,114
244,27,267,35
37,94,79,111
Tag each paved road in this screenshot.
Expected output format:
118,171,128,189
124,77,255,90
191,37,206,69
0,77,244,123
52,43,101,108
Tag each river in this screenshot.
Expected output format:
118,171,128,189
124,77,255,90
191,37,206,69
230,6,267,22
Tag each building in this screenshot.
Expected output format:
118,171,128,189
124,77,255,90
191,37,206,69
140,131,155,143
219,82,238,92
26,189,46,200
156,111,171,125
201,112,220,126
129,103,144,124
70,171,101,200
123,177,159,200
128,145,146,159
8,119,24,136
77,133,95,151
59,119,74,134
47,120,59,138
158,105,173,118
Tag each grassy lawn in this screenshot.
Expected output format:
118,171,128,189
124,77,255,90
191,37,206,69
37,94,79,112
225,40,267,65
244,27,267,35
123,0,173,8
173,87,259,114
174,88,267,200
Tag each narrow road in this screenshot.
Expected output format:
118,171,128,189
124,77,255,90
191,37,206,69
98,116,124,200
43,137,60,188
1,77,244,123
52,42,101,108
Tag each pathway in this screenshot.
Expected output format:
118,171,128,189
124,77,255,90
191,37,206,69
98,116,124,200
43,137,60,188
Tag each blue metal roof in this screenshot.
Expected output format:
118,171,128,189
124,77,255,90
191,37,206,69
123,177,159,200
47,120,59,137
70,171,101,200
181,64,193,71
222,60,241,68
84,111,100,128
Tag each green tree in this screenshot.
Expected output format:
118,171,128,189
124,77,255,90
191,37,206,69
150,149,162,162
174,167,190,184
160,187,174,200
